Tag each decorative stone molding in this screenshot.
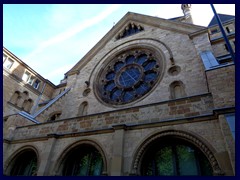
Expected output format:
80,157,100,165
4,145,40,175
116,22,144,40
53,139,108,176
131,130,224,176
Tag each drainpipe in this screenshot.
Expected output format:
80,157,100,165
210,4,235,63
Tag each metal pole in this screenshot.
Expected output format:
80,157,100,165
210,4,235,63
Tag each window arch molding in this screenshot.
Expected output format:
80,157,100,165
10,91,21,105
85,38,173,88
4,145,39,176
78,101,88,116
169,80,186,99
130,130,223,176
53,139,108,176
93,41,167,107
48,111,62,121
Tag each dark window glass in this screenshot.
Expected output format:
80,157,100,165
10,151,37,176
125,55,135,64
119,67,141,88
98,50,161,105
142,142,212,176
211,29,218,34
144,72,157,82
110,89,122,101
63,146,103,176
33,79,41,89
122,90,135,102
137,54,147,65
104,81,115,91
106,71,115,80
114,62,124,71
136,83,150,95
143,60,156,71
226,27,231,33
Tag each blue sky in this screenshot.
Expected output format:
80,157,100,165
3,4,235,85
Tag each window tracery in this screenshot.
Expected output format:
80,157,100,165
96,48,163,105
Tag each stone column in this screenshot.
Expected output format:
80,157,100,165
110,124,126,176
37,134,58,176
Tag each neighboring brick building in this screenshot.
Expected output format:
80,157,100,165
3,5,235,176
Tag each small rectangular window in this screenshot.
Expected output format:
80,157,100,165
33,79,41,89
226,26,231,33
27,76,35,85
22,71,31,82
3,58,14,69
225,114,235,139
211,28,218,34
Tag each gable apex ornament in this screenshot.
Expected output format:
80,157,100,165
116,22,144,40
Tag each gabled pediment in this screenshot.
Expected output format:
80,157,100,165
66,12,207,76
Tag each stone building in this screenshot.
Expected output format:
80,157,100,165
3,5,235,176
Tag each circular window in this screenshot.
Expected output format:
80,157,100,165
96,48,163,105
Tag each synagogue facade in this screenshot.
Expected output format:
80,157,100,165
3,5,235,176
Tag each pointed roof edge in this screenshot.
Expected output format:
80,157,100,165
208,13,235,27
3,46,57,87
65,12,207,76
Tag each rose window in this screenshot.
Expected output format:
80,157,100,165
96,49,162,105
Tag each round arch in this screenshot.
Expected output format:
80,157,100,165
4,145,40,176
53,139,108,176
131,130,224,176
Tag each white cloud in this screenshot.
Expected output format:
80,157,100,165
45,64,75,84
23,4,122,60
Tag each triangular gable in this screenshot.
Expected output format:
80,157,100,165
66,12,206,76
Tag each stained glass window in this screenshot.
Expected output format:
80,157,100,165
10,150,38,176
63,145,103,176
97,49,162,105
141,141,213,176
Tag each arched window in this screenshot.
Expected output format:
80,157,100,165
10,91,21,105
49,112,62,121
9,150,38,176
174,85,182,98
170,81,186,99
141,138,212,176
78,102,88,116
22,91,29,99
22,99,33,112
62,144,103,176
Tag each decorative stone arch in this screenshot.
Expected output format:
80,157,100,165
78,101,88,116
92,38,172,108
48,111,62,121
169,80,186,99
53,139,108,176
22,91,29,99
4,145,40,176
131,130,224,176
10,91,21,105
22,99,33,112
89,38,173,86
